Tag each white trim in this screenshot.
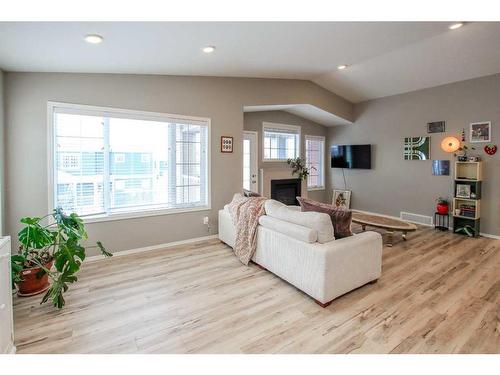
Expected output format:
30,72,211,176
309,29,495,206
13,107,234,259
82,205,212,224
85,234,218,262
262,121,301,162
305,134,325,191
243,130,259,193
47,101,212,222
480,232,500,240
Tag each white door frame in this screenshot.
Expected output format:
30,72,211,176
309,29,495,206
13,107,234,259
243,131,259,193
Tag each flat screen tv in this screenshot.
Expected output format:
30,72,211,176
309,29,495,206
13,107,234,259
331,144,372,169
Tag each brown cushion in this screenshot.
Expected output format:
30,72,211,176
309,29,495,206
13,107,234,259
297,197,353,239
243,189,261,197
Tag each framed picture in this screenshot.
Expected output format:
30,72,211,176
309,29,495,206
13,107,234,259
470,122,491,143
332,190,351,209
456,184,471,198
404,136,430,160
221,136,233,153
432,160,450,176
427,121,445,133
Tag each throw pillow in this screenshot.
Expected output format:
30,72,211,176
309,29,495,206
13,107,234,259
297,197,353,239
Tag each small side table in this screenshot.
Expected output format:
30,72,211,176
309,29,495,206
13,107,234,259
434,212,449,231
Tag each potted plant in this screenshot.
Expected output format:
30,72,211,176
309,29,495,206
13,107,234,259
11,208,111,308
436,197,449,215
286,157,315,180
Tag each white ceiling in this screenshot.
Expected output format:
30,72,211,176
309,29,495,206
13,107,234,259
0,22,499,103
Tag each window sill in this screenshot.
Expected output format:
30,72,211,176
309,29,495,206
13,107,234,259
307,187,325,191
80,205,211,224
262,159,291,163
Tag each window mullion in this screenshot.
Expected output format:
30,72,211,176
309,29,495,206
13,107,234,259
103,117,111,214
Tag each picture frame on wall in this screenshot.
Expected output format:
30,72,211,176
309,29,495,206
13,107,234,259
456,184,471,198
432,160,450,176
221,136,234,153
427,121,446,133
470,121,491,143
332,190,351,209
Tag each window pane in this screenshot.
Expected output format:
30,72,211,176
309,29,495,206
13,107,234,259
263,127,299,161
305,137,324,189
53,109,209,217
55,113,105,216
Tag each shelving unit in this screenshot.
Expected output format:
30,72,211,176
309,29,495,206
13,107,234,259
453,162,482,237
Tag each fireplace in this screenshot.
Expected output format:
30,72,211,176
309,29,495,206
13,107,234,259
270,178,301,205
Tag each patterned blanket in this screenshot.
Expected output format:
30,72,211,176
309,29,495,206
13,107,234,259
227,194,268,265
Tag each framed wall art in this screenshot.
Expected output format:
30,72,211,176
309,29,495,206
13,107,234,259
470,121,491,143
221,136,234,153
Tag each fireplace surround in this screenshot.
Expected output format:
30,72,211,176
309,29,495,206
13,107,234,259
270,178,301,205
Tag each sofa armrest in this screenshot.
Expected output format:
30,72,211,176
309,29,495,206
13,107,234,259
321,231,382,301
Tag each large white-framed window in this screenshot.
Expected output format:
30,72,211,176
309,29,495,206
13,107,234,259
305,135,325,190
262,122,300,162
48,102,211,222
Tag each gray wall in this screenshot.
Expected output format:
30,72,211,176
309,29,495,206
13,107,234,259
328,73,500,236
0,70,4,235
244,110,329,203
4,72,352,255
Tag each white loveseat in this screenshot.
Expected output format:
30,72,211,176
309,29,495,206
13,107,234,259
218,199,383,307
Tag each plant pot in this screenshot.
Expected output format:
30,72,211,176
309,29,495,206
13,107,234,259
16,260,53,297
437,204,449,215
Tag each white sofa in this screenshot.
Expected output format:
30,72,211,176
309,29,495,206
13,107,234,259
218,199,383,307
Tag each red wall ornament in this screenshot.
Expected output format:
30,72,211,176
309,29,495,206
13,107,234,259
484,144,497,156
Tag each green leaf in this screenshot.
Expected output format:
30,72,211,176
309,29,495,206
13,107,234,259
97,241,112,257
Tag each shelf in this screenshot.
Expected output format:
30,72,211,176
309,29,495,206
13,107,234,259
453,215,479,220
455,178,482,182
454,161,482,181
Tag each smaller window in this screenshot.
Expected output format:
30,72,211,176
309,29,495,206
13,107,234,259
305,135,325,190
262,122,300,161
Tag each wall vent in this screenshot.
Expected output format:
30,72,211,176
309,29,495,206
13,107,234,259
400,212,433,226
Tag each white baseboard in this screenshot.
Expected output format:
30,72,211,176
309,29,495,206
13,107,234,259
480,232,500,240
354,209,500,239
85,234,219,262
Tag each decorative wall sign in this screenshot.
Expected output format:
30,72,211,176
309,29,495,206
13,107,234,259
404,136,431,160
484,144,497,155
470,121,491,143
427,121,446,133
432,160,450,176
221,136,233,153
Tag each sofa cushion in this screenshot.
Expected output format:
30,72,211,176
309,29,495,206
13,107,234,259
297,197,353,239
264,199,334,243
258,215,318,244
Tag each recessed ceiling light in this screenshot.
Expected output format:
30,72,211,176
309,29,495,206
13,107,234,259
202,46,216,53
449,22,464,30
337,65,348,70
84,34,104,44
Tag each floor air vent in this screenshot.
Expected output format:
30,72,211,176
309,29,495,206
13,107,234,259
400,212,433,226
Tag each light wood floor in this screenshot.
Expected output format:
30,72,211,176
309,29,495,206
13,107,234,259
13,225,500,354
